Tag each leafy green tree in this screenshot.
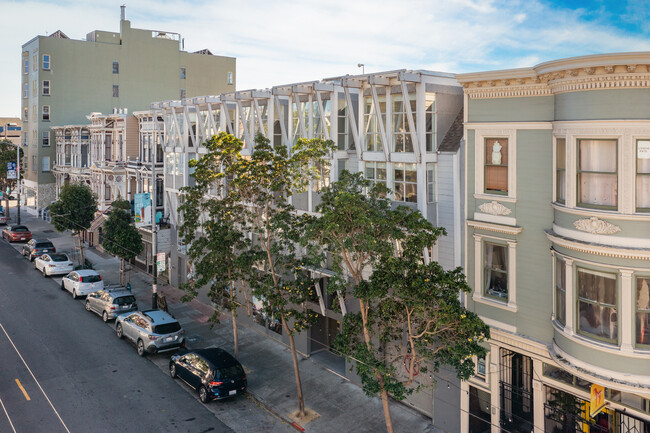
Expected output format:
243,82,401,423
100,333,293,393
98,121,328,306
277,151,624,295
0,140,23,219
49,182,98,265
181,132,333,418
102,199,143,285
179,133,259,359
308,171,489,433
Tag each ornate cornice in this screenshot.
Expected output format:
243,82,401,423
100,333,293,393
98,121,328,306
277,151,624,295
478,201,512,216
573,216,621,235
467,219,522,235
546,230,650,261
457,56,650,99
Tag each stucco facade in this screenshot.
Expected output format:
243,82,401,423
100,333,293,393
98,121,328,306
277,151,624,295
21,9,235,210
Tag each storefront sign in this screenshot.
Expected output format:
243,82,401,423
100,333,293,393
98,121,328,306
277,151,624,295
590,384,606,418
7,162,16,179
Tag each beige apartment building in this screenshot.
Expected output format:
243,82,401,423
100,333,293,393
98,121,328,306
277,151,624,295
21,6,235,210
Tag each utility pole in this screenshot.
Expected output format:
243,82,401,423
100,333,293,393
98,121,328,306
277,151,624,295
16,143,20,225
151,116,158,309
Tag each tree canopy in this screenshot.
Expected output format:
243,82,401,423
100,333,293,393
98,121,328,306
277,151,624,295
49,183,97,235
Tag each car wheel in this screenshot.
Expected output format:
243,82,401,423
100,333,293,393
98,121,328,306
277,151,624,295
169,363,177,378
102,311,108,323
42,268,47,278
199,386,209,404
61,281,66,291
116,323,123,339
136,340,145,357
72,289,78,299
85,301,91,311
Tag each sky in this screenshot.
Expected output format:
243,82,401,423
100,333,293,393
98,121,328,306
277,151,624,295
2,0,650,116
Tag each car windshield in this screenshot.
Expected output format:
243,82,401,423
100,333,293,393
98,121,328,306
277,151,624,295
13,227,28,232
36,242,54,249
81,275,101,283
49,254,69,262
153,322,181,335
115,296,135,306
216,365,245,379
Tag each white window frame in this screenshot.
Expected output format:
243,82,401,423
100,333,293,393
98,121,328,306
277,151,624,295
112,61,119,74
23,83,28,98
636,139,650,212
42,54,50,70
474,128,517,201
42,156,50,172
42,131,50,147
180,67,186,79
426,162,436,204
23,55,29,74
393,162,417,203
472,233,517,312
576,138,618,211
112,85,119,98
42,80,50,96
42,105,50,121
227,72,233,85
554,137,566,204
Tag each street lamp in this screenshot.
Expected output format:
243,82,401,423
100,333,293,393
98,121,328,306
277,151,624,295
357,63,365,74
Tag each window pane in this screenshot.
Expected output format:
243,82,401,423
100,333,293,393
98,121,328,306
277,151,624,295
555,258,566,325
486,166,508,192
637,277,650,346
577,269,617,342
485,243,508,301
579,140,616,172
486,139,508,165
579,173,617,207
485,138,508,193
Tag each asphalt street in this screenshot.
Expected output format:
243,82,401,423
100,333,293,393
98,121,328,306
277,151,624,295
0,238,234,433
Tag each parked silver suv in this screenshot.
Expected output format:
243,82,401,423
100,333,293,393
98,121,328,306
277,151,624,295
115,310,185,356
85,288,137,322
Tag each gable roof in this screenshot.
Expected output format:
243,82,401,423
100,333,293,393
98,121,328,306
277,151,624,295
438,108,464,153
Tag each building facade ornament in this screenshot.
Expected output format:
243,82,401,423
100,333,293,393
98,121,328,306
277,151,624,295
478,200,512,216
573,216,621,235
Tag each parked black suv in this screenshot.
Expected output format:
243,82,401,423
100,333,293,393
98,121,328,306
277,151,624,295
22,239,56,261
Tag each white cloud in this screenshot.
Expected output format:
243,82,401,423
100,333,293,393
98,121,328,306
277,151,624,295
2,0,650,116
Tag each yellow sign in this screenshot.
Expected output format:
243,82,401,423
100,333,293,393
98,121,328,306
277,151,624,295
590,384,606,418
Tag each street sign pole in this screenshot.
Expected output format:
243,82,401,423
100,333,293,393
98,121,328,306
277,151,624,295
16,148,20,225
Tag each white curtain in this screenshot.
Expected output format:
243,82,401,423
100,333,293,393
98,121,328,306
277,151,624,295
579,140,617,206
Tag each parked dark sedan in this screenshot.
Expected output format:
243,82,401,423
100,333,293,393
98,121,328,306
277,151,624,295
22,239,56,261
169,348,247,403
2,225,32,242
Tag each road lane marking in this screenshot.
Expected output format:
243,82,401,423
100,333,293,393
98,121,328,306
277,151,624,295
0,397,17,433
0,323,71,433
15,379,30,401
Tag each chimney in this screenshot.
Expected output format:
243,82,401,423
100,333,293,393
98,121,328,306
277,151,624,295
120,5,125,21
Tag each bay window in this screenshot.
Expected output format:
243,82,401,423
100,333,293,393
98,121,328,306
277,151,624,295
485,138,508,194
636,140,650,211
577,269,617,343
577,139,617,209
484,242,508,301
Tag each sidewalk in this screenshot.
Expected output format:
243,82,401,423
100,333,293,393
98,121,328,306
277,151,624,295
16,209,438,433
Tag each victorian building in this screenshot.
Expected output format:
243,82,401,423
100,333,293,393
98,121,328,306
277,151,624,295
457,53,650,433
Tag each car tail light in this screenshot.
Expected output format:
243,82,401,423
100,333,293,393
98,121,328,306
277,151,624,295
110,306,116,310
148,335,159,341
209,381,223,387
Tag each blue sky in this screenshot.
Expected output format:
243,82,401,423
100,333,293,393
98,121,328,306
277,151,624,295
2,0,650,116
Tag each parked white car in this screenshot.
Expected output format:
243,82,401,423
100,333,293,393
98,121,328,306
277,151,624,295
61,269,104,299
34,253,74,278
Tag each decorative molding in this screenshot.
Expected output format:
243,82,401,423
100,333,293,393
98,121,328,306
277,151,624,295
467,219,523,235
573,216,621,235
546,230,650,260
479,200,512,216
464,84,551,99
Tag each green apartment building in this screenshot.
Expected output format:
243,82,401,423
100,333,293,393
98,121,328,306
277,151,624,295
21,7,235,209
457,53,650,433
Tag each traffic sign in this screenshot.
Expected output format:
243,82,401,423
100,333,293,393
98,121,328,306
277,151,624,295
7,162,17,179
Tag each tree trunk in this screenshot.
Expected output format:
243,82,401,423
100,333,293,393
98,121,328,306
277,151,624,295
120,258,125,286
232,305,239,359
282,313,305,418
359,299,394,433
78,233,86,268
378,377,394,433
